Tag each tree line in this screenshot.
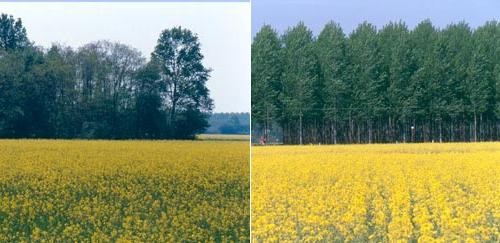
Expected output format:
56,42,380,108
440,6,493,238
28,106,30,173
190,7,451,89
0,14,213,139
206,112,250,134
252,20,500,144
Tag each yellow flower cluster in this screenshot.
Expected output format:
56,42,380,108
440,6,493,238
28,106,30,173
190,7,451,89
252,143,500,242
0,140,249,242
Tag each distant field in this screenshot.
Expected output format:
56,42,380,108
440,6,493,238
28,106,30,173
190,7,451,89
0,140,249,242
196,134,249,141
252,142,500,242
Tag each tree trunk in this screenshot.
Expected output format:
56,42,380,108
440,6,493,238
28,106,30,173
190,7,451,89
265,105,269,143
411,119,415,142
439,119,443,143
299,113,303,145
402,119,407,143
450,122,454,142
473,111,477,142
334,123,338,145
349,113,353,143
357,123,361,144
368,120,372,144
478,113,482,141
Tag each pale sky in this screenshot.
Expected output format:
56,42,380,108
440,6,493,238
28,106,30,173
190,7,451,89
0,2,250,113
253,0,500,35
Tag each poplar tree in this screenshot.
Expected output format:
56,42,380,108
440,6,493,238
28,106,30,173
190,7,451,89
252,20,500,144
281,22,321,144
251,25,282,142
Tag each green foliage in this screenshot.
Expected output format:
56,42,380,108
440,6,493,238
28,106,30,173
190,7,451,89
316,22,349,121
252,20,500,144
206,112,250,135
251,25,282,135
0,13,30,51
152,27,213,138
0,14,213,139
281,22,321,120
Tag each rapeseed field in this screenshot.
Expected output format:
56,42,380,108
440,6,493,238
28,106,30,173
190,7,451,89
0,140,249,242
252,143,500,242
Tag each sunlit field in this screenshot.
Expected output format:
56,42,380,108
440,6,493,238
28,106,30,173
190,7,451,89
0,140,249,242
252,143,500,242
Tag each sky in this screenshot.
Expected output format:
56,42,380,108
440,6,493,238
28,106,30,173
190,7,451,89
0,2,250,113
252,0,500,36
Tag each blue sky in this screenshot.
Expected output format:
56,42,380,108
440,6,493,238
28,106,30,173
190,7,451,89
252,0,500,36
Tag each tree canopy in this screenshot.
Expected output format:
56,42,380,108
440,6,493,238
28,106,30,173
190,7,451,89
152,27,213,138
0,13,30,51
0,14,213,139
252,20,500,144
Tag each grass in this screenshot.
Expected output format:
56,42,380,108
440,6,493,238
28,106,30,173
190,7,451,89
196,134,249,141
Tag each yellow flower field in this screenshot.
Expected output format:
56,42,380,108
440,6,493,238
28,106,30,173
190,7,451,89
252,143,500,242
0,140,249,242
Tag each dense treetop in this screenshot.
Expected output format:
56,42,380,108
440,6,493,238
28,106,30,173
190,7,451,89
252,20,500,144
0,14,30,51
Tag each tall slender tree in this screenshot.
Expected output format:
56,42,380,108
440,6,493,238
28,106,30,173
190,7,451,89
316,21,349,144
281,22,321,144
252,25,282,142
252,20,500,144
349,22,385,143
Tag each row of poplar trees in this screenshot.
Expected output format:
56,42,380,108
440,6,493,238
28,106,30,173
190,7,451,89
252,20,500,144
0,14,213,139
